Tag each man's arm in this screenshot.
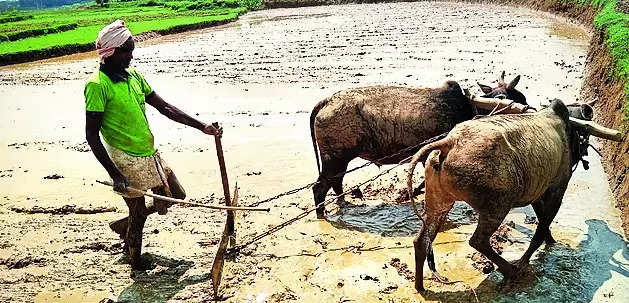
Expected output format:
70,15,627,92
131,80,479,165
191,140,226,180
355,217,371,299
145,92,221,136
85,111,128,192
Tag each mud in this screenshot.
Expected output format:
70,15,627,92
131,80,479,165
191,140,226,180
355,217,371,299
0,2,627,302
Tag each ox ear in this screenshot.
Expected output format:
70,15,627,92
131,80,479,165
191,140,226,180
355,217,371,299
498,71,506,85
477,82,493,94
507,75,521,89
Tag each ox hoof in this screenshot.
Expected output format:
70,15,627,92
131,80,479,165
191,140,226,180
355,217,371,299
503,260,529,280
511,259,530,271
545,235,557,245
415,281,425,292
315,210,327,220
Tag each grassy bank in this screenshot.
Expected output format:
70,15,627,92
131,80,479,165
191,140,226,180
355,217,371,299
0,0,262,63
586,0,629,119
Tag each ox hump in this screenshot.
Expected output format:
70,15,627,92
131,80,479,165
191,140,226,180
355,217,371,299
549,98,570,123
443,80,462,93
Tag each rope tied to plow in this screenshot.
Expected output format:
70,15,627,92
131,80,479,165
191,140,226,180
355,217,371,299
227,132,450,254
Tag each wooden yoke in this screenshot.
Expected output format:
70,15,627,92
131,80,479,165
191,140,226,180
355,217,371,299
464,88,535,114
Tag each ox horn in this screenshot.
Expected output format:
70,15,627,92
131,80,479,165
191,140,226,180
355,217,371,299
586,97,598,106
569,117,623,141
507,75,521,89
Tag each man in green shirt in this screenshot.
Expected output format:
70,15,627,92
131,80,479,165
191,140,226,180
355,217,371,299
85,20,221,269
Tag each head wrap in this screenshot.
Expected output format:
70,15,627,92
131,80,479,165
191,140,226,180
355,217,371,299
95,20,132,63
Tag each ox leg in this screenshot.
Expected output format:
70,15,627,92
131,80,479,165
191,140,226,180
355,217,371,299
531,202,556,245
313,177,331,219
414,185,454,291
331,160,350,206
313,157,349,219
516,186,566,268
413,220,428,292
469,210,515,278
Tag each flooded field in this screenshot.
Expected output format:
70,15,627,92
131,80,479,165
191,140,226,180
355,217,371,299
0,2,627,302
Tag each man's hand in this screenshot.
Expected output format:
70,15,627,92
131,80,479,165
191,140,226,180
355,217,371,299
202,122,223,137
112,172,129,193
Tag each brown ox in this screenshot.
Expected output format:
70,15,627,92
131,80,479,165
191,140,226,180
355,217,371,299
310,73,526,218
406,99,621,291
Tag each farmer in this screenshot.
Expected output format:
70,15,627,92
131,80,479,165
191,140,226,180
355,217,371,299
84,20,222,269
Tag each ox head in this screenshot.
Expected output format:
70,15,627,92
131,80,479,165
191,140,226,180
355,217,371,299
550,99,622,170
477,71,527,105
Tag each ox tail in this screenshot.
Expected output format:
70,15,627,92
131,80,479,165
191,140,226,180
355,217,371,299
310,98,329,174
427,246,437,273
407,138,452,278
406,138,452,220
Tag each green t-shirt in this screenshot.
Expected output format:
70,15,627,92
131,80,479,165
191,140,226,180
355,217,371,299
84,68,156,157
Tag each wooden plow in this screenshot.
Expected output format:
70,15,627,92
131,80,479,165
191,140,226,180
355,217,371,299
209,122,238,299
99,123,266,299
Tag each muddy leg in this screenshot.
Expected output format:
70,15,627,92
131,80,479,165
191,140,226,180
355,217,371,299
414,211,449,291
330,160,350,206
518,185,566,266
531,202,555,245
413,223,428,291
111,174,186,236
469,210,515,278
413,177,454,291
312,177,331,219
539,187,564,244
312,157,350,219
515,202,550,269
124,196,149,270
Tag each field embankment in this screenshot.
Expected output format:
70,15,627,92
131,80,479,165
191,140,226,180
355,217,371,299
0,0,263,66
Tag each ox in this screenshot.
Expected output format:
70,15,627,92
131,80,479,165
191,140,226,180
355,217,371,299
310,73,526,218
406,99,622,291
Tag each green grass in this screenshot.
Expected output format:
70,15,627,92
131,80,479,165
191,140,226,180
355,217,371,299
0,12,237,54
0,0,260,56
588,0,629,120
558,0,629,120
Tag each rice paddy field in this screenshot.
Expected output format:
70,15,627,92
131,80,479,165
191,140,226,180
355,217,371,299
0,0,260,57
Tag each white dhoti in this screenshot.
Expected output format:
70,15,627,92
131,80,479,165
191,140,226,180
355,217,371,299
105,144,173,198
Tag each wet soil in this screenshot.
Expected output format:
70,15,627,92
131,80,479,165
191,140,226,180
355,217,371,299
581,24,629,241
0,2,627,302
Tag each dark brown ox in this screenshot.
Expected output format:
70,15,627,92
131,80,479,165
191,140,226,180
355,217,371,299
406,99,622,291
310,74,526,218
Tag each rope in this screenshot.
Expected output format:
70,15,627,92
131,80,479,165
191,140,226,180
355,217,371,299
224,131,453,253
228,155,413,254
245,132,447,207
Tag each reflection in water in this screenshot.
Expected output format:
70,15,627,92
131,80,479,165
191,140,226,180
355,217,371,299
327,201,476,236
493,219,629,303
422,219,628,303
117,254,210,303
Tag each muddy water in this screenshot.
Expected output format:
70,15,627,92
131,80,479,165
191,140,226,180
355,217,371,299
0,2,627,302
